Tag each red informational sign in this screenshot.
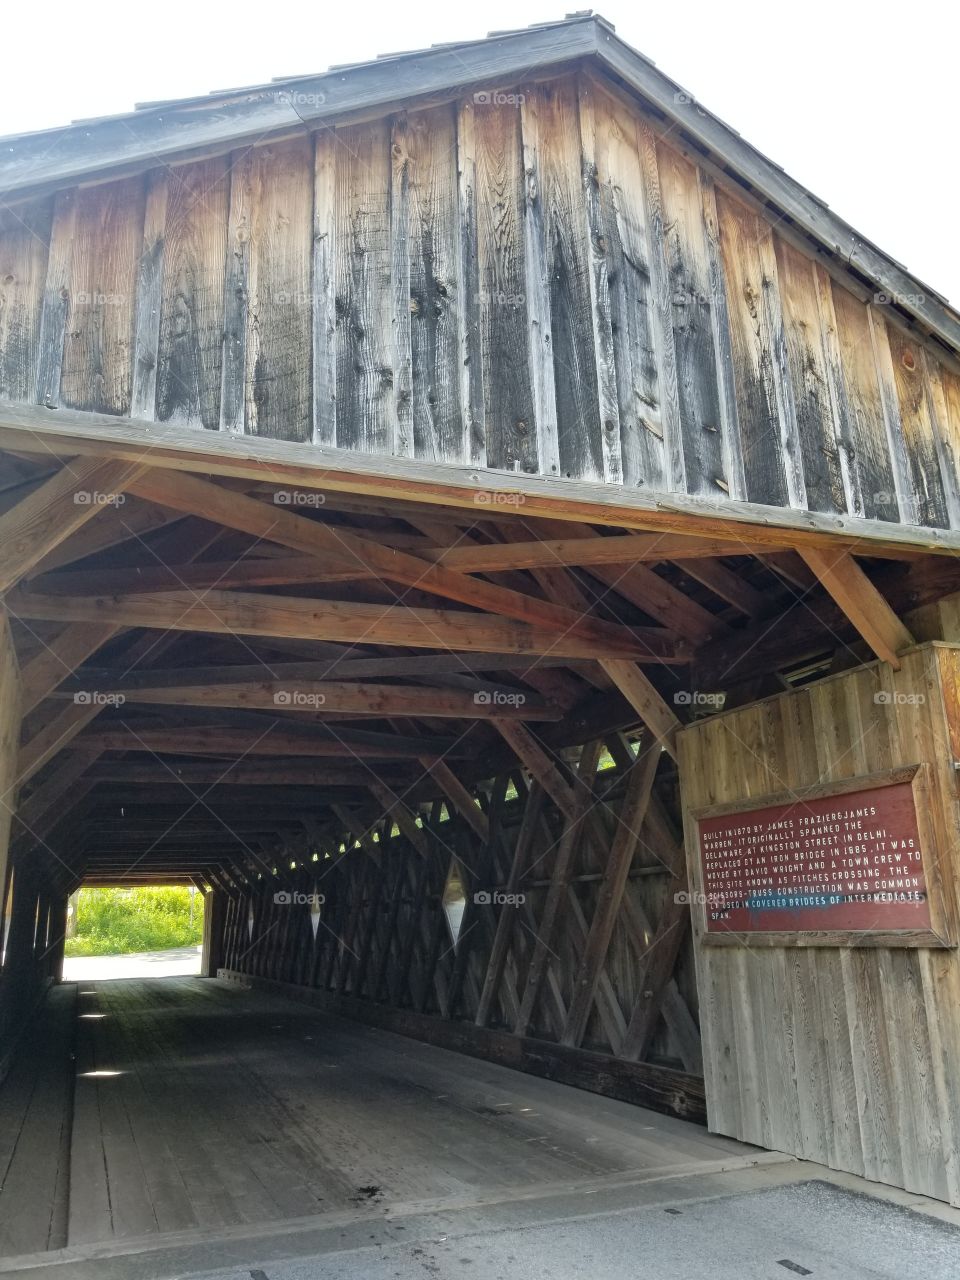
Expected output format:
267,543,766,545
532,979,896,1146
696,780,931,934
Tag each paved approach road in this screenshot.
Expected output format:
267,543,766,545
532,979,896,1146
62,946,201,981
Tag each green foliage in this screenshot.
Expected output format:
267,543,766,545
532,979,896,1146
65,887,204,956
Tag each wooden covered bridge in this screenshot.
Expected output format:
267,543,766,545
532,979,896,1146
1,11,960,1269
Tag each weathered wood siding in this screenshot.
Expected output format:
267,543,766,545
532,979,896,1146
678,643,960,1204
2,70,959,528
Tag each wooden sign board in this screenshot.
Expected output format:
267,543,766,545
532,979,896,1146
691,765,951,947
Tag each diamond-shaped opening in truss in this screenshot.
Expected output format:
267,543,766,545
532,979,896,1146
441,860,467,949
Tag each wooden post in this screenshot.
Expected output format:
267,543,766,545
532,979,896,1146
200,889,228,977
46,896,68,981
0,612,21,922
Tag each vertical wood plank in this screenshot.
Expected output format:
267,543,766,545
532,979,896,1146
156,158,229,430
714,190,792,506
394,105,466,463
658,144,734,498
34,190,77,409
59,177,145,416
524,80,602,481
312,129,337,445
130,171,168,421
576,78,622,483
0,199,52,404
244,138,313,442
828,282,901,520
455,101,486,466
335,121,396,454
774,236,846,512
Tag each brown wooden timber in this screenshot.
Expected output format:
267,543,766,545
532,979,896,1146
0,457,145,592
561,745,660,1047
0,404,955,557
599,660,681,759
125,468,652,654
8,586,679,662
799,548,914,668
48,679,558,722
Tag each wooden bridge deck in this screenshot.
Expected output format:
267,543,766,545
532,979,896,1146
0,977,759,1255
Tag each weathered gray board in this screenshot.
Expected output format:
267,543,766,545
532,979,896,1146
678,643,960,1206
1,67,959,537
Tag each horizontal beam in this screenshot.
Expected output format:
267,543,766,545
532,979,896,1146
52,678,557,721
60,655,584,690
86,761,416,787
67,727,458,760
9,586,683,662
28,531,764,597
126,468,645,655
0,402,955,555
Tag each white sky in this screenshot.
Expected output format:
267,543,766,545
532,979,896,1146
2,0,957,305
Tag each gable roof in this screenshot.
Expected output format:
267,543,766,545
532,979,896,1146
1,12,957,354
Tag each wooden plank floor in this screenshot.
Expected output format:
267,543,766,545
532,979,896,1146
0,985,74,1256
2,977,758,1254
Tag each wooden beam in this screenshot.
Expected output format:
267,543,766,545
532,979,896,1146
14,747,102,838
0,457,146,592
0,613,21,900
677,558,766,617
87,761,414,787
0,402,954,557
50,678,558,721
31,495,180,574
799,549,914,668
367,782,431,859
9,586,681,662
127,468,650,654
494,721,582,823
64,727,448,760
18,622,118,715
560,745,660,1047
599,660,681,759
420,757,489,843
18,517,224,713
513,741,603,1038
27,533,768,597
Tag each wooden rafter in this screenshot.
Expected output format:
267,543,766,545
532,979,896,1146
799,548,914,668
599,660,681,759
126,469,653,653
9,585,680,662
0,457,146,593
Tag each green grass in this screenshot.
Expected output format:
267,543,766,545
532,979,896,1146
65,887,204,957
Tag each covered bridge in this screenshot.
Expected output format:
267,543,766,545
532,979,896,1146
1,11,960,1265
